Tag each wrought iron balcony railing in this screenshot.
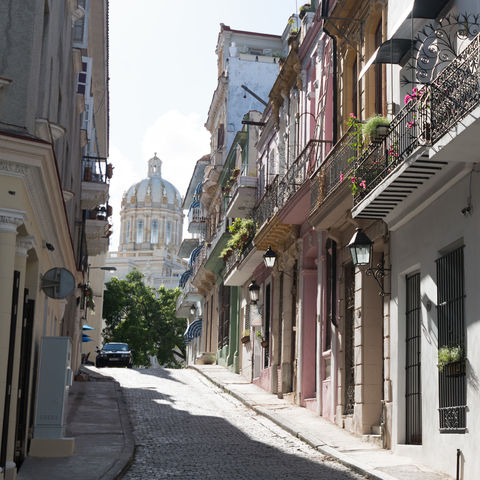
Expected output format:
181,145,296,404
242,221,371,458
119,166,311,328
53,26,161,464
353,34,480,205
277,139,321,209
253,175,279,229
310,125,358,210
82,156,111,183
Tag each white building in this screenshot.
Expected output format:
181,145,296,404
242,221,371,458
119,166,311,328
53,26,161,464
106,154,186,289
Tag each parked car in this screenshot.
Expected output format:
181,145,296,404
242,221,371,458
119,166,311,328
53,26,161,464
95,342,133,368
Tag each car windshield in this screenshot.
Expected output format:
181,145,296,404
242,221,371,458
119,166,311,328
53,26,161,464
103,343,129,352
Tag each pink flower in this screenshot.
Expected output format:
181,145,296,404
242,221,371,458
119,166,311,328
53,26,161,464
340,173,344,182
349,112,356,118
404,94,412,104
351,176,356,184
407,120,415,129
360,180,366,189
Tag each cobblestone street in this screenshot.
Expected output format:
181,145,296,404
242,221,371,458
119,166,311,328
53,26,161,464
103,367,364,480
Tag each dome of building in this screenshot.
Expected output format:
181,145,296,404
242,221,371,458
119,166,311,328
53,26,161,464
123,154,182,209
108,153,187,291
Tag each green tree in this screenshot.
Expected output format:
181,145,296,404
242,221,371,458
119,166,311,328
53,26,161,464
102,270,187,367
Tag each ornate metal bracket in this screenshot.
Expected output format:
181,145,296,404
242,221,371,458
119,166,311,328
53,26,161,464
365,263,390,296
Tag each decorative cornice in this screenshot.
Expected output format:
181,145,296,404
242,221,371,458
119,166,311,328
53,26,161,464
0,208,26,233
16,235,36,257
0,160,30,177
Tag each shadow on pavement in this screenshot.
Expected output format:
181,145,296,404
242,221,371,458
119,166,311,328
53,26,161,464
119,368,361,480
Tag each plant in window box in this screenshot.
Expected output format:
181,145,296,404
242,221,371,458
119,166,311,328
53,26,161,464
241,329,250,344
219,246,233,261
438,345,465,374
232,167,240,178
299,3,314,19
256,330,268,348
362,115,390,144
83,285,95,312
222,181,231,194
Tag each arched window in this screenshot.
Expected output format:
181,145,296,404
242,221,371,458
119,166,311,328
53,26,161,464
166,221,172,245
136,219,144,244
151,219,159,244
126,220,130,243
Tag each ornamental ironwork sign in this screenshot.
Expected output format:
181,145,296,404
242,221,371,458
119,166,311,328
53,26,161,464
402,13,480,87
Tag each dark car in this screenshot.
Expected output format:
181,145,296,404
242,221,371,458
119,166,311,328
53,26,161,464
95,342,133,368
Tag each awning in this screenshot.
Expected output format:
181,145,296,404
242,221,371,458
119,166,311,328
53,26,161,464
184,319,202,343
188,243,204,268
178,269,193,288
82,334,93,342
194,182,202,195
188,200,200,215
82,324,95,330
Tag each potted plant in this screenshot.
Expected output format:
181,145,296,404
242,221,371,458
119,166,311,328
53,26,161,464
362,115,390,143
256,330,268,348
220,246,233,261
438,345,464,375
299,3,314,19
241,329,250,344
232,167,240,178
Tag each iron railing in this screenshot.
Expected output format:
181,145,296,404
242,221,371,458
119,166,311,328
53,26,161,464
277,139,321,208
82,156,110,183
353,34,480,205
310,125,358,210
252,175,279,230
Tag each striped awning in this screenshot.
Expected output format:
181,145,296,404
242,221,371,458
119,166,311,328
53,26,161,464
194,182,203,195
188,243,204,268
178,269,193,288
184,318,202,343
188,200,200,215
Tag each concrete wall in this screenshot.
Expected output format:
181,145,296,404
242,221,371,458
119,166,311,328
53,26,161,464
390,172,480,479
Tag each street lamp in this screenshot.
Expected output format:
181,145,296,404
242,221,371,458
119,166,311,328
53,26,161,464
263,246,278,268
248,280,260,304
347,228,372,266
347,228,389,296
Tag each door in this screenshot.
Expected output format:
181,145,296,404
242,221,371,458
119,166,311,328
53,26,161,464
344,263,355,415
15,293,35,466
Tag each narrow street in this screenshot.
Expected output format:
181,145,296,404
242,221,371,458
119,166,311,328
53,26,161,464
102,367,364,480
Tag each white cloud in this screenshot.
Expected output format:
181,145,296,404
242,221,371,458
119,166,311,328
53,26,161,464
141,110,210,196
108,110,210,251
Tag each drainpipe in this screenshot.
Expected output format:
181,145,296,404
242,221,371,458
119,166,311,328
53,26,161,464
322,26,338,144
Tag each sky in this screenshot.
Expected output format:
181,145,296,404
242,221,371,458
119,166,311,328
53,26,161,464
108,0,298,250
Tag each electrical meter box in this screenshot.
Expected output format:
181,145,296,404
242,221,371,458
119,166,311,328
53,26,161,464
29,336,74,457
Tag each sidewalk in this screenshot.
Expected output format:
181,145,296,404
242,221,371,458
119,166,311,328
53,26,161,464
191,364,453,480
17,368,134,480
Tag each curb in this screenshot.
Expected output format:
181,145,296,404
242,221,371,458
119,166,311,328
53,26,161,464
189,366,396,480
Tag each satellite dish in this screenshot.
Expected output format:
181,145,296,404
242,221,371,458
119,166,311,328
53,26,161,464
41,268,75,299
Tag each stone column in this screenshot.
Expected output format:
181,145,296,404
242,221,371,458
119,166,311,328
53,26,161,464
0,209,25,478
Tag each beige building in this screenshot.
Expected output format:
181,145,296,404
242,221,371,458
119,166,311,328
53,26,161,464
105,154,186,290
0,0,110,477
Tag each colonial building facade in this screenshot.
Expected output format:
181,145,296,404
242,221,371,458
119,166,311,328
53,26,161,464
178,1,480,478
0,0,110,477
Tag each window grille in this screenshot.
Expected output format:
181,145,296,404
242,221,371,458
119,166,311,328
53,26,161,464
436,246,466,433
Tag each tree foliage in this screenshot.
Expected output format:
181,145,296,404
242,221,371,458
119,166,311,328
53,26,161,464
102,270,187,367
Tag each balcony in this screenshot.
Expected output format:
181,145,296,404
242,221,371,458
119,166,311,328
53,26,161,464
81,156,111,210
351,35,480,225
277,139,321,224
187,201,207,234
223,241,264,286
224,174,257,218
85,209,110,255
204,219,231,275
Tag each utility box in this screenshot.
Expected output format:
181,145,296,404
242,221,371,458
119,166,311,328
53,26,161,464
29,336,74,457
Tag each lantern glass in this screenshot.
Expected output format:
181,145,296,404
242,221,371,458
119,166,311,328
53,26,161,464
263,246,277,268
248,280,260,303
190,304,196,316
347,229,373,267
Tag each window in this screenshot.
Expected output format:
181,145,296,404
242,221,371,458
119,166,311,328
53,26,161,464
166,221,171,245
136,220,144,244
352,57,358,118
436,246,466,432
151,220,159,244
73,0,89,48
217,123,225,151
374,20,383,114
126,220,130,243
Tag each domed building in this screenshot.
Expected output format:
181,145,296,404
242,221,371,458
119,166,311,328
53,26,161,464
105,154,186,289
